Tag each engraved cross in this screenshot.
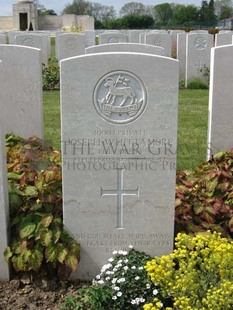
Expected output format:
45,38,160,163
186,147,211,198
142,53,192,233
195,59,206,74
101,169,139,229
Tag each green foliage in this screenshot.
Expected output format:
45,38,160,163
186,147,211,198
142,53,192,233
187,77,209,89
121,14,154,29
144,231,233,309
4,135,80,280
61,247,167,309
42,57,60,91
176,150,233,238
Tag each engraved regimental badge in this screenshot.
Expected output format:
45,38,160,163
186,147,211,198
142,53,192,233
194,37,207,50
93,71,147,124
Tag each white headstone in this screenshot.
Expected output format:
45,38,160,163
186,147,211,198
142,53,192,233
15,33,49,67
99,32,128,44
177,33,187,80
139,32,149,43
207,45,233,159
215,33,233,47
0,34,7,44
8,31,22,44
185,33,213,86
128,30,144,43
85,30,96,47
85,43,164,56
145,33,172,57
61,52,179,280
0,45,43,139
170,30,185,53
0,98,10,281
57,33,86,62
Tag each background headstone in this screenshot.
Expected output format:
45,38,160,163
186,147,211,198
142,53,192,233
14,33,49,67
85,43,164,56
85,30,96,47
185,33,213,86
215,33,233,47
99,32,128,44
177,33,187,80
57,33,86,61
0,73,10,280
0,34,7,44
61,52,179,280
207,45,233,159
145,33,172,57
0,45,43,139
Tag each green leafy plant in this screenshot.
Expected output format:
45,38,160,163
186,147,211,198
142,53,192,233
4,135,80,280
144,231,233,310
42,57,60,91
187,77,208,89
175,150,233,238
62,247,167,309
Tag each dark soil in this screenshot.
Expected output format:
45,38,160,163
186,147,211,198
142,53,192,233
0,277,89,310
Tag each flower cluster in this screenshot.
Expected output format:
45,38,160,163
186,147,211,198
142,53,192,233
93,246,167,309
144,231,233,310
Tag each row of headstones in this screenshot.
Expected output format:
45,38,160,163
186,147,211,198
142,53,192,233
1,28,233,83
0,42,233,280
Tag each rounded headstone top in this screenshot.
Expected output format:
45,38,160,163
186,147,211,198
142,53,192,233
17,0,33,3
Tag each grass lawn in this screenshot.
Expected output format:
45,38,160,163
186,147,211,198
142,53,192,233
43,89,209,171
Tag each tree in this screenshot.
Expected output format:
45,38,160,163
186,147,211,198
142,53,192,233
145,5,156,19
154,3,173,26
90,2,116,21
171,4,199,26
214,0,233,20
62,0,92,15
199,0,217,26
121,14,154,28
120,2,146,16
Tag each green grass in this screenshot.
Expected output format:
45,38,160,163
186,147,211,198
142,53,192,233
43,89,209,171
43,90,61,149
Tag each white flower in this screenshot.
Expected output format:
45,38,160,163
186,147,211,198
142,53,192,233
117,291,122,297
118,259,123,264
105,277,110,281
135,276,140,280
95,274,101,280
117,278,126,283
153,289,159,295
111,278,117,284
101,263,112,273
118,250,128,255
98,280,104,284
106,271,114,275
112,250,118,255
138,266,143,270
146,284,151,289
129,244,133,249
108,257,114,262
131,266,136,270
123,266,129,271
131,297,145,305
112,296,117,300
113,286,120,291
124,259,129,263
